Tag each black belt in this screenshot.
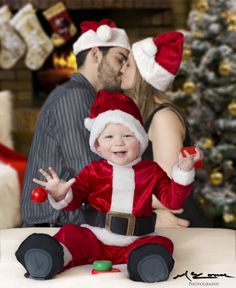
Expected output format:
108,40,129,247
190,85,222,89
83,204,156,236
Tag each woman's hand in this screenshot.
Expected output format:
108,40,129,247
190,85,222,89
155,208,190,228
178,147,203,172
32,166,76,202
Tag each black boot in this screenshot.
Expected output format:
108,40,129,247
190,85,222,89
127,243,174,283
15,233,64,280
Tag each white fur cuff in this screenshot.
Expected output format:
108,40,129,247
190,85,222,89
171,164,195,186
48,189,73,210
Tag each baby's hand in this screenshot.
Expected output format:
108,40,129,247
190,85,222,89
32,167,76,201
178,147,203,172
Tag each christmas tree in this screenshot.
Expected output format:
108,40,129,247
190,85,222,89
168,0,236,228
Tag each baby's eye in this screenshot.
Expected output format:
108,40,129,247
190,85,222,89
124,134,133,138
104,135,113,139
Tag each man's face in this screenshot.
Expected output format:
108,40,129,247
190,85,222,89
98,47,128,91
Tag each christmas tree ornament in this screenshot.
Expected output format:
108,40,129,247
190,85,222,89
223,160,234,178
0,5,26,69
196,0,209,12
223,205,236,223
31,187,47,203
224,12,236,31
10,4,53,70
183,80,196,94
209,171,224,186
218,61,231,76
203,137,214,149
227,100,236,116
183,45,192,60
194,11,202,23
43,2,77,47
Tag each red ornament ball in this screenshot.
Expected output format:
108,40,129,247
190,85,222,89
31,187,47,203
180,146,202,169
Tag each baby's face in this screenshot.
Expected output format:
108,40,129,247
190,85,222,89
96,123,140,166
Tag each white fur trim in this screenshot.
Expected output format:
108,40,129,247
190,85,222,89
110,166,135,213
61,244,73,266
0,91,13,149
132,38,175,91
171,164,195,186
73,27,130,55
141,37,157,56
87,110,148,156
0,162,21,228
84,117,94,131
96,25,112,41
48,189,73,210
81,224,140,246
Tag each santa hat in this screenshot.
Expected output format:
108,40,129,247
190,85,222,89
84,90,148,156
132,31,184,91
73,19,130,55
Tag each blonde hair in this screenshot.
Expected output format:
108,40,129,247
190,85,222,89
125,68,170,122
125,67,186,127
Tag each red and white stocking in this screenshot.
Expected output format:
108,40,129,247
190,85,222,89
10,4,53,70
0,5,26,69
43,1,77,47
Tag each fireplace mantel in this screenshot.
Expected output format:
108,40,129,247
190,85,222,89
0,0,173,10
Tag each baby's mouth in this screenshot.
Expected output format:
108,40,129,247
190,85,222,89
113,151,127,157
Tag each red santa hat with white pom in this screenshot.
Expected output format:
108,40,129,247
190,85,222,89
84,90,148,156
73,19,130,55
132,31,184,91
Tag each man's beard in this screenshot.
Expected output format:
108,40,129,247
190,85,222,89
97,58,122,92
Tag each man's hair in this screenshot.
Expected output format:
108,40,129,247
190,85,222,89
76,47,113,68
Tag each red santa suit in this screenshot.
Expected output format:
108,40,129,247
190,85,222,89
49,156,194,270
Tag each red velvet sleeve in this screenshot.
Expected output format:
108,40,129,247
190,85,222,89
64,164,92,211
153,165,193,210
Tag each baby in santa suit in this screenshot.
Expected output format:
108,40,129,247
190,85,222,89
15,90,202,282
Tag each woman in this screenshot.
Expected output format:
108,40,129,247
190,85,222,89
121,31,210,228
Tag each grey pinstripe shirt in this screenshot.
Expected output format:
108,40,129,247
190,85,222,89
21,73,100,226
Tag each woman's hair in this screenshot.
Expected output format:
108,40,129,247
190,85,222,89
126,67,186,128
125,68,170,122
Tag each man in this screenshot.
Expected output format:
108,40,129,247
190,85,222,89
21,19,130,227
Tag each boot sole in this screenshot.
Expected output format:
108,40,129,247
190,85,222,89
137,254,169,283
24,248,53,279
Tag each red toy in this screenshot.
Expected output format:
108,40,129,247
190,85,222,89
91,268,121,275
31,187,47,203
180,146,202,169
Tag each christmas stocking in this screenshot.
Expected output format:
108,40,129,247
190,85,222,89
0,5,26,69
43,1,77,47
10,4,53,70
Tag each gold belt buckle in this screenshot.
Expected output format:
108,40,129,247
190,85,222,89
105,211,136,236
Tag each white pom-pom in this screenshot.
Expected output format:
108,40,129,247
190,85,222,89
96,25,112,41
84,118,94,131
142,38,157,57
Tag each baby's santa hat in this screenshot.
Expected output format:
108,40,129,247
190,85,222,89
132,31,184,91
84,90,148,156
73,18,130,55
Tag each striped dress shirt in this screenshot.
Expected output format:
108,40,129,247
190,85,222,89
21,73,99,226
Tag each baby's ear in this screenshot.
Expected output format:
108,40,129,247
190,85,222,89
94,140,101,152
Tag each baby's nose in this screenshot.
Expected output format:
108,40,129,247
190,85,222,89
115,136,124,145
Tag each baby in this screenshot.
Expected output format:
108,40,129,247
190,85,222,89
16,90,202,283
